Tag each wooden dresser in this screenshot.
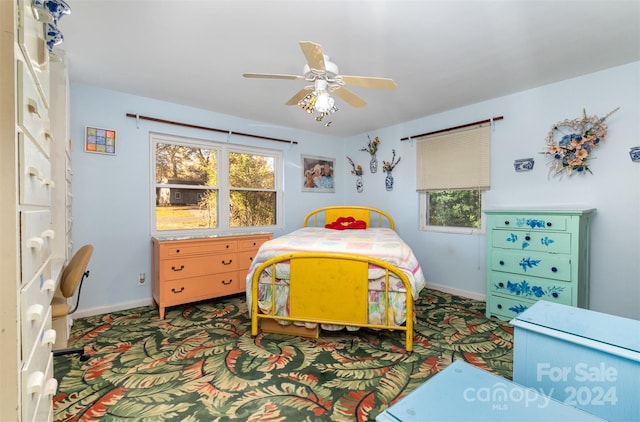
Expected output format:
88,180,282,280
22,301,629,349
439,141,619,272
152,234,272,318
484,208,595,321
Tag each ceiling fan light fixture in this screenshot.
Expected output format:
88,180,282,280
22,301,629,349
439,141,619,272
314,90,335,113
297,79,338,121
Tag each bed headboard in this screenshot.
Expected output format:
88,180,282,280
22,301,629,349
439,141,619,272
303,206,394,229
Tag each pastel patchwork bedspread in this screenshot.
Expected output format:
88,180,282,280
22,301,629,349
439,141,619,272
246,227,426,328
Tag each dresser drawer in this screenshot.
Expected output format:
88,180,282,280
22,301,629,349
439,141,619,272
490,250,571,281
161,253,238,281
238,235,271,251
17,59,51,157
161,271,243,304
487,294,536,320
32,355,56,422
491,229,571,254
492,214,568,231
22,345,55,422
238,250,259,271
21,263,56,356
17,0,50,108
21,210,53,284
19,132,52,206
160,239,237,258
488,272,573,306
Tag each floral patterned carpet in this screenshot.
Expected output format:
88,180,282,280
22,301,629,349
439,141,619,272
53,289,513,421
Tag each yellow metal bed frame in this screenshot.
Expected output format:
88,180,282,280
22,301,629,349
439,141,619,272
250,206,414,352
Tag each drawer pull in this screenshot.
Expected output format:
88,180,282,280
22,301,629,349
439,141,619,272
41,178,56,188
504,220,510,225
171,265,185,271
525,235,531,241
41,278,56,293
44,378,59,397
27,98,41,118
551,267,558,273
43,128,54,141
221,259,233,265
27,371,44,394
171,287,184,293
27,237,44,250
175,249,181,254
42,329,57,347
41,229,55,239
498,282,504,288
552,292,559,298
221,279,233,285
25,165,40,178
546,222,552,227
499,260,505,266
27,304,44,321
226,244,230,248
497,304,503,309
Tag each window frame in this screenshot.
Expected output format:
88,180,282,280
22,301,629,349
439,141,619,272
150,132,283,236
419,190,486,235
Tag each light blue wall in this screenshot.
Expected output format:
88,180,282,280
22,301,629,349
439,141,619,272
71,61,639,319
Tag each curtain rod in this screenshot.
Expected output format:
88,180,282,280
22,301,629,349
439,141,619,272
125,113,298,145
400,116,504,141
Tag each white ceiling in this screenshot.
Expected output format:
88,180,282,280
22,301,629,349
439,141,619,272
57,0,640,137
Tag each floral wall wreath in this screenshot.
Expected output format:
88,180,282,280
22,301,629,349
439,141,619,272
544,107,619,177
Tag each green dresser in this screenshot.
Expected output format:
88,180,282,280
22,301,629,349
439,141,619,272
484,208,596,320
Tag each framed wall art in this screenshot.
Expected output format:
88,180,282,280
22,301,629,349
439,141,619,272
85,126,116,155
301,155,335,192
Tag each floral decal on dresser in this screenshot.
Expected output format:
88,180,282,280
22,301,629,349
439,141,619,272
509,304,529,314
505,233,556,250
516,218,547,229
519,257,541,271
494,279,565,299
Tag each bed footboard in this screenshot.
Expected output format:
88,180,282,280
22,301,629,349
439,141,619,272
250,252,414,352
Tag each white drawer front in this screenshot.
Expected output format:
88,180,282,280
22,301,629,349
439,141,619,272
33,354,56,422
17,0,50,108
17,60,51,158
21,210,53,283
21,325,56,422
21,262,56,356
19,132,52,206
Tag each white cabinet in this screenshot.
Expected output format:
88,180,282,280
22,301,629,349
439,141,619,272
1,1,70,419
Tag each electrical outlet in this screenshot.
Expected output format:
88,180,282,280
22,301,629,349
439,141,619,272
138,273,146,286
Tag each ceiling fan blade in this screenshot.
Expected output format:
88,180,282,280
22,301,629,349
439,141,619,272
333,87,367,108
341,75,397,90
285,88,313,105
299,41,326,72
243,73,304,80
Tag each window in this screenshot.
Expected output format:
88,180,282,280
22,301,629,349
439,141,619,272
151,133,282,234
416,124,490,233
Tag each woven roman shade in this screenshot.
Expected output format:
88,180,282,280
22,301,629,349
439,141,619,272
416,124,490,191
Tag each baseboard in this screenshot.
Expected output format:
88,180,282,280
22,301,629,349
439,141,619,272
427,282,486,302
73,298,155,319
71,286,484,320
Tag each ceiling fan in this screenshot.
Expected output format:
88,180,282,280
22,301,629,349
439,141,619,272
242,41,397,121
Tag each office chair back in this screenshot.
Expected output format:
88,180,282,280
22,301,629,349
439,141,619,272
52,244,94,318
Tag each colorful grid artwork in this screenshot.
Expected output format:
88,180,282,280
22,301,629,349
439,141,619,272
85,126,116,155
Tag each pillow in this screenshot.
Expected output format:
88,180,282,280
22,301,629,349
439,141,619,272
325,216,367,230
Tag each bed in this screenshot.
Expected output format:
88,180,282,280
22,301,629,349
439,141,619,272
246,206,426,352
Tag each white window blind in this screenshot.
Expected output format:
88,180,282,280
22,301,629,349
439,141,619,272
416,124,490,191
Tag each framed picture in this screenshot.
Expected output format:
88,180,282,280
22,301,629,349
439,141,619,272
85,126,116,155
301,155,335,192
